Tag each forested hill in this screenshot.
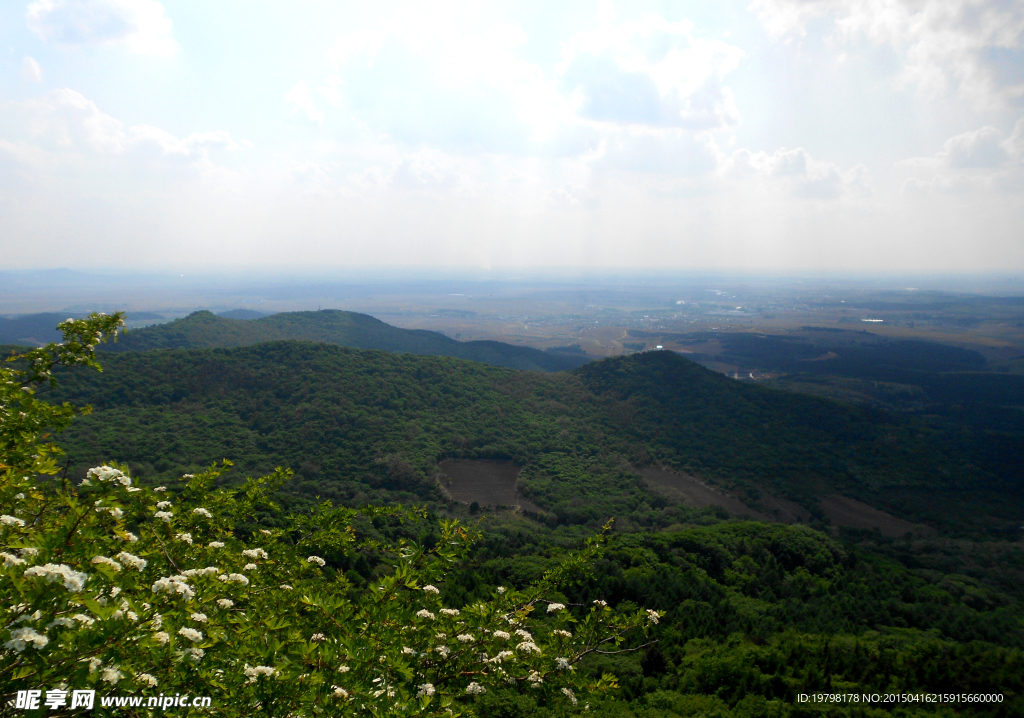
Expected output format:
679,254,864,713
99,309,590,372
48,343,1023,537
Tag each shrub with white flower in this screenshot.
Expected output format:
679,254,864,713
244,665,276,683
178,627,203,642
0,313,655,718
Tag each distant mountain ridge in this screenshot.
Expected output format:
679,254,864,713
101,309,591,372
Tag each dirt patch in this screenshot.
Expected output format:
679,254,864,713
758,494,813,524
437,460,541,513
636,467,773,521
819,494,934,538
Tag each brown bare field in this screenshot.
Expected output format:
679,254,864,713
437,459,541,513
819,494,934,538
636,467,774,521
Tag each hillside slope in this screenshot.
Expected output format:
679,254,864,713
101,309,590,372
48,343,1023,537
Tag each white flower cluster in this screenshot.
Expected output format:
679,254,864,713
457,634,475,643
515,629,532,640
216,599,234,609
487,650,514,664
553,629,572,638
243,563,257,571
493,630,510,640
208,541,225,548
20,547,39,558
556,657,573,670
465,682,486,695
181,566,219,578
91,556,121,571
24,563,88,592
241,548,268,560
156,501,172,510
546,602,565,613
244,665,276,683
279,584,293,590
138,673,158,687
72,613,95,627
310,633,326,642
593,600,607,607
416,609,435,620
97,506,124,520
562,687,577,705
178,627,203,642
440,608,460,616
517,641,540,654
120,532,139,543
332,686,349,698
422,584,440,594
192,508,213,518
435,646,450,658
218,573,249,585
152,631,170,645
1,514,26,527
1,551,25,567
151,576,195,600
646,609,660,624
527,671,543,685
115,552,147,571
190,613,208,623
3,627,48,652
154,512,173,523
175,533,193,545
307,555,326,567
416,683,435,697
87,466,132,487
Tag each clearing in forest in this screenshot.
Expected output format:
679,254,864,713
437,459,542,513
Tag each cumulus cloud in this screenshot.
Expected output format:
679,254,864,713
27,0,178,56
723,146,869,199
557,13,743,129
21,56,44,83
284,82,324,124
941,126,1008,168
900,120,1024,193
749,0,1024,106
2,89,241,171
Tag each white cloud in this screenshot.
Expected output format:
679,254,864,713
749,0,1024,107
284,82,324,124
899,120,1024,193
941,126,1008,168
2,89,242,173
21,56,44,83
27,0,178,56
723,146,869,199
557,12,744,129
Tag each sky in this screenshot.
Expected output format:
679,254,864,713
1,0,1023,274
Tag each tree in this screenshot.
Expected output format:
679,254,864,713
1,314,657,716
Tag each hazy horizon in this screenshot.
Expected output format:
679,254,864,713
3,0,1024,274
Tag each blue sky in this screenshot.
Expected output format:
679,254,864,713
1,0,1022,273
